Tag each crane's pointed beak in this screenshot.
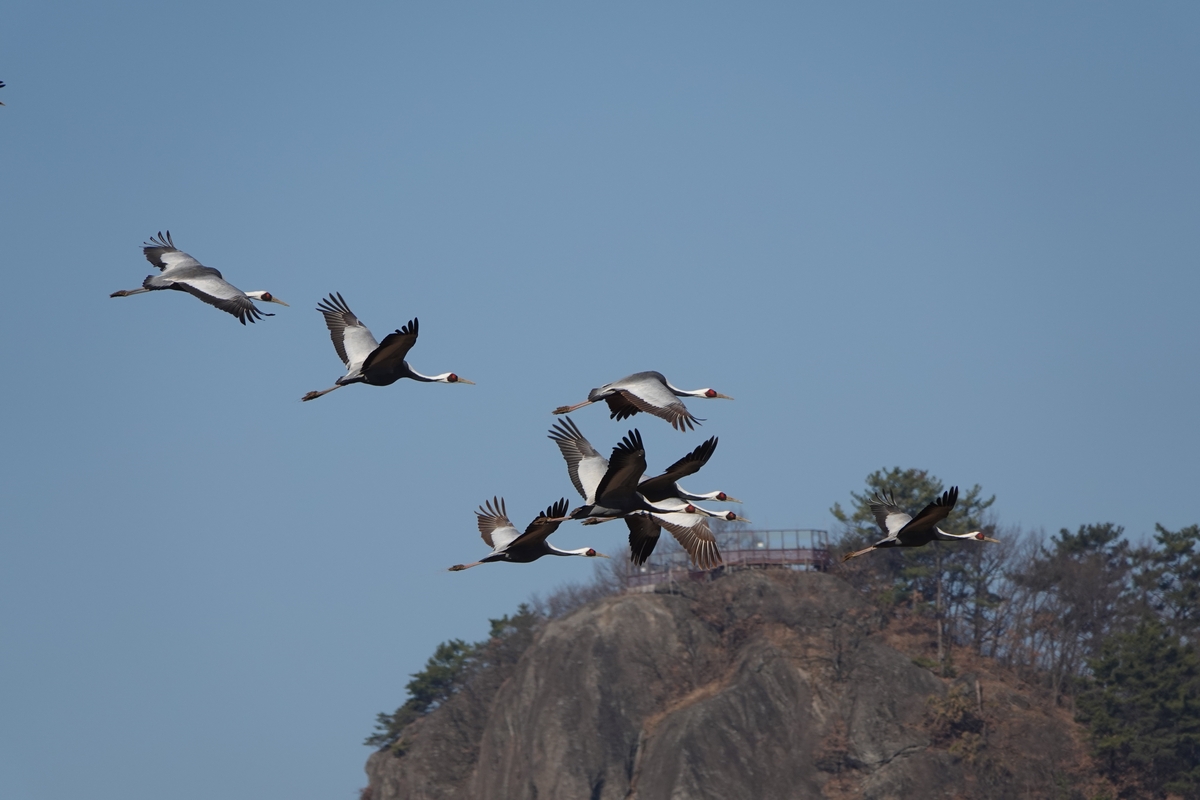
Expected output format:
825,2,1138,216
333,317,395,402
982,536,1001,543
713,392,733,400
269,297,290,307
721,495,743,504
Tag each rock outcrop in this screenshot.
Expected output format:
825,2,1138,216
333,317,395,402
366,569,1105,799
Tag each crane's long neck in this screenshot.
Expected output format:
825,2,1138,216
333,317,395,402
548,545,595,557
402,363,439,382
933,526,981,541
664,380,707,398
676,488,736,503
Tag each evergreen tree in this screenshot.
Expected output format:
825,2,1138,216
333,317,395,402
365,605,543,751
1077,620,1200,798
1132,524,1200,645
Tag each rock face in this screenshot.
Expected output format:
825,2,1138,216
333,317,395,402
366,570,1103,799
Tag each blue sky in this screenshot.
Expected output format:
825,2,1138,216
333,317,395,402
2,3,1197,798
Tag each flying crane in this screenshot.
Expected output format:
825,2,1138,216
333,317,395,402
109,232,288,324
301,293,474,401
552,371,732,431
841,486,1000,561
448,497,608,570
548,418,737,567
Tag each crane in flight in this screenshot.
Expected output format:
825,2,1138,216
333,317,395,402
301,293,474,401
552,371,731,431
841,486,1000,561
110,232,288,324
448,497,607,570
548,418,734,568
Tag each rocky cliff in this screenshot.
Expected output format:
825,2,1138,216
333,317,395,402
366,569,1107,799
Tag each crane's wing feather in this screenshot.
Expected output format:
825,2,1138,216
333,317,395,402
625,514,662,566
173,273,265,324
361,319,419,375
316,293,379,369
143,231,204,272
509,498,570,549
653,512,722,570
638,437,717,498
898,487,958,540
594,429,649,502
868,492,912,538
476,497,520,550
548,417,608,502
610,389,699,432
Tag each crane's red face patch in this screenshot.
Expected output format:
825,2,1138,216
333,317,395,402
685,505,696,513
976,532,986,540
261,292,273,301
705,389,718,398
725,512,737,521
586,549,597,556
448,374,458,382
716,492,727,501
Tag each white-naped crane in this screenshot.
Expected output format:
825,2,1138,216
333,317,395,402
301,292,474,402
549,418,744,515
110,232,288,324
841,486,1000,562
548,417,731,568
552,371,732,432
563,428,681,522
448,497,608,571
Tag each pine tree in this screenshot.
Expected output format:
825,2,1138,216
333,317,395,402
1077,620,1200,798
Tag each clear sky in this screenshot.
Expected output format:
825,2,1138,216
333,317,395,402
1,3,1197,798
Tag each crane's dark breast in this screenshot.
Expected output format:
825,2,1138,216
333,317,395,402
363,372,404,387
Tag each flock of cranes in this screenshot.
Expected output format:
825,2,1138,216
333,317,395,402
110,231,998,575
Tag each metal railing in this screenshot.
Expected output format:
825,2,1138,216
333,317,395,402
623,528,831,591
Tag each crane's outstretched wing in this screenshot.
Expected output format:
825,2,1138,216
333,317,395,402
638,437,718,499
654,512,722,570
896,487,958,543
625,514,662,566
868,492,912,538
476,497,520,550
548,417,608,502
172,274,266,324
509,498,570,549
316,293,380,369
361,318,419,376
605,390,700,432
143,231,204,272
593,429,649,502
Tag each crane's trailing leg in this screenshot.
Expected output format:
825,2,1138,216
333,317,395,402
841,545,877,562
110,288,150,297
552,399,594,415
301,385,343,402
